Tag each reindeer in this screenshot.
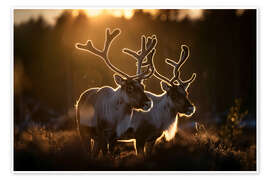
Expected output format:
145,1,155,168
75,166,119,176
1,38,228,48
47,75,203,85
75,28,157,157
116,44,197,156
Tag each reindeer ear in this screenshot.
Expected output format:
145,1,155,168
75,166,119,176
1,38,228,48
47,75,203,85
161,81,171,92
114,74,126,86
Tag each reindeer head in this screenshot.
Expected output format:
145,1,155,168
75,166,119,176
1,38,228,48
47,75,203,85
76,28,156,112
161,81,195,116
153,45,196,116
114,74,152,111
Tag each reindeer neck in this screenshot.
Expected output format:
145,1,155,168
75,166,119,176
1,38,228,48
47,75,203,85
148,93,178,131
155,94,177,116
112,88,132,115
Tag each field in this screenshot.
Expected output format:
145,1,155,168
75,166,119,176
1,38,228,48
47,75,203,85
14,114,256,171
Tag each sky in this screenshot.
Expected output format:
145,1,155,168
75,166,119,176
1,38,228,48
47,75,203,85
14,9,63,25
14,9,206,25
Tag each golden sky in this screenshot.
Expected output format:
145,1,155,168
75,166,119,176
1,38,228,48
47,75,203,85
14,9,63,25
14,9,246,25
14,9,205,25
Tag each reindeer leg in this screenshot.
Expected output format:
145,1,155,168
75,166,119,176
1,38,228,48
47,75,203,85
81,135,91,155
145,133,161,156
108,131,121,158
145,140,156,157
100,129,116,157
108,139,117,157
93,134,108,157
92,138,101,159
79,126,93,156
100,140,108,156
136,138,146,158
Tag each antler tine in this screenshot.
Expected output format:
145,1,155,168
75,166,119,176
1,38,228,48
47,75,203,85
131,49,168,83
136,36,158,81
180,73,196,91
153,68,171,85
122,35,157,79
141,38,172,84
165,45,190,84
103,28,121,56
137,49,156,81
122,36,145,75
129,49,155,80
141,38,174,85
182,73,196,84
145,53,171,85
76,40,103,58
137,35,157,71
76,28,130,79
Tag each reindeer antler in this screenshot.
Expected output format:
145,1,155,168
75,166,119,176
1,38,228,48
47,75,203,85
137,35,172,85
140,48,156,80
122,35,157,81
166,45,196,88
149,44,196,90
76,28,151,79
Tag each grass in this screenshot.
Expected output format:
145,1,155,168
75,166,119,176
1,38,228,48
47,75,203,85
14,121,256,171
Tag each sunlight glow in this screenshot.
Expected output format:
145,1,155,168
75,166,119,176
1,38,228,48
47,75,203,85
84,9,103,17
71,9,204,21
164,115,178,141
236,9,245,16
177,9,204,21
156,116,179,143
72,9,135,19
142,9,159,16
15,9,206,25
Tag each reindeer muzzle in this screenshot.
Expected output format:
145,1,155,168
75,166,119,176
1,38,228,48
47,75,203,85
186,106,195,115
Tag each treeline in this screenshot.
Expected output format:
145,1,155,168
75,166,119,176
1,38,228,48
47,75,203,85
14,9,256,123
